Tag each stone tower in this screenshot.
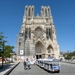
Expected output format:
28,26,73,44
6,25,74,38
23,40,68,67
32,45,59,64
16,5,60,61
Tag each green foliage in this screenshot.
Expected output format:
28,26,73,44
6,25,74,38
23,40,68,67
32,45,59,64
63,51,75,60
0,32,4,40
0,32,14,58
3,45,14,57
0,32,4,57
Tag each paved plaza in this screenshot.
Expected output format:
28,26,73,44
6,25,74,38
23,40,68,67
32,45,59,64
0,63,16,75
9,62,75,75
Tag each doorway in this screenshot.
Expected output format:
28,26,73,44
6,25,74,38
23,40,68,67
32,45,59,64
36,55,42,59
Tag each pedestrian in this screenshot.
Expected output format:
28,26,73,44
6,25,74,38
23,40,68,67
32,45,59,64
28,61,31,69
34,61,36,65
26,58,28,69
23,61,27,70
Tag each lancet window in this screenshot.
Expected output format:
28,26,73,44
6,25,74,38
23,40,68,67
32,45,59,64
29,28,31,39
46,28,49,39
25,28,31,39
19,42,21,46
28,8,31,16
46,28,53,40
25,30,27,40
45,9,47,17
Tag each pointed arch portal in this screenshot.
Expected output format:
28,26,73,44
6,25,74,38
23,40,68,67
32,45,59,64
47,45,54,57
35,41,45,59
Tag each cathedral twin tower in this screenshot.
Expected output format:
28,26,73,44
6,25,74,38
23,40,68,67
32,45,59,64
24,5,51,17
16,5,60,60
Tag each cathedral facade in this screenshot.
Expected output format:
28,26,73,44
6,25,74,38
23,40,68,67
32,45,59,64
16,5,60,60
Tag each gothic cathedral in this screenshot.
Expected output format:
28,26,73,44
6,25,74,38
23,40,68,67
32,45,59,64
16,5,60,60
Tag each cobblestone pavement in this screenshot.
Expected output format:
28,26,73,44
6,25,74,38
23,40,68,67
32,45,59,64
9,62,75,75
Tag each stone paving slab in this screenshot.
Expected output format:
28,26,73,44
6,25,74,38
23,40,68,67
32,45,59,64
0,62,19,75
1,62,75,75
9,62,75,75
9,62,51,75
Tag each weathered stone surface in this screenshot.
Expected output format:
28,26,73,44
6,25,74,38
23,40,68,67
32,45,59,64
16,5,60,60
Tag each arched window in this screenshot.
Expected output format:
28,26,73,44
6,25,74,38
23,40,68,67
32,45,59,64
45,9,47,16
19,42,21,46
42,8,44,16
32,8,33,15
28,8,30,16
46,28,49,39
50,29,53,40
29,28,31,39
25,28,28,40
48,8,50,16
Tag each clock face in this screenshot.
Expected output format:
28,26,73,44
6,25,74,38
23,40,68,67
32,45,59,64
34,27,43,38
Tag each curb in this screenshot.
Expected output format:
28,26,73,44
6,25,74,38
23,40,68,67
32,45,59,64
61,61,75,64
4,62,20,75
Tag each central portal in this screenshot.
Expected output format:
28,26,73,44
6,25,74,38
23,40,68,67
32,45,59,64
36,55,42,59
35,41,45,59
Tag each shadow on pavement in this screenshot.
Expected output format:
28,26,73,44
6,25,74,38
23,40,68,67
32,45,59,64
0,64,14,72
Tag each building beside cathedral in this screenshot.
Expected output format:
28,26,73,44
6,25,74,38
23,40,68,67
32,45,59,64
16,5,60,61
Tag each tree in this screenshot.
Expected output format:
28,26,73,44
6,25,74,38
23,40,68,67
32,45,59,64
0,32,6,55
0,32,14,64
0,32,4,48
0,32,6,68
63,51,75,60
3,45,14,63
4,45,14,57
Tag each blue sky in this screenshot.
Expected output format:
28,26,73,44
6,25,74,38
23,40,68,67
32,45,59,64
0,0,75,52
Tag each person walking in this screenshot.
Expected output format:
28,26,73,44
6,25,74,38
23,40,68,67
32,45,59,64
28,61,31,69
26,58,28,69
23,61,27,70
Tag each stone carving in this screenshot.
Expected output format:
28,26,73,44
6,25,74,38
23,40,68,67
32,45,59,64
16,5,60,60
